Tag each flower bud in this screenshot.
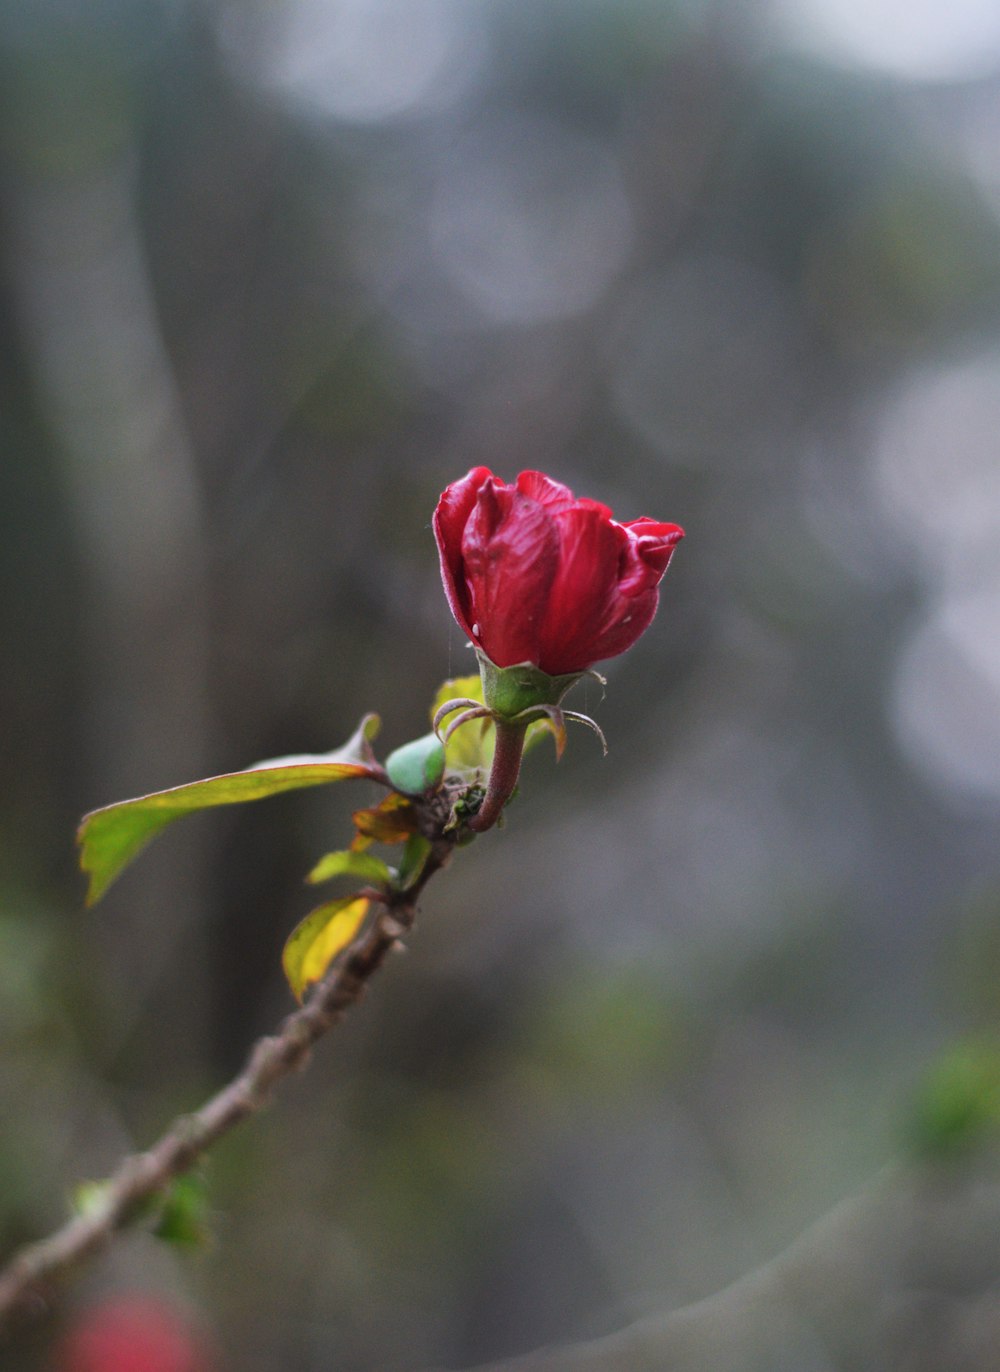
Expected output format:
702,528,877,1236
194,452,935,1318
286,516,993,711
434,468,683,677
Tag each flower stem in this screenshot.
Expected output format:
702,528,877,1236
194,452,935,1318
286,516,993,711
468,719,528,832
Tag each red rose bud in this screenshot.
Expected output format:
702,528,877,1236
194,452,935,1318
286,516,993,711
434,469,683,832
433,468,683,677
54,1295,213,1372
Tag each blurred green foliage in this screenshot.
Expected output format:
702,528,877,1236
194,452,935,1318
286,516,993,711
910,1039,1000,1158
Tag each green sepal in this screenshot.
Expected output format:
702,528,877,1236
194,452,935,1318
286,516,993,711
307,850,392,887
78,714,384,905
385,733,446,795
476,651,583,720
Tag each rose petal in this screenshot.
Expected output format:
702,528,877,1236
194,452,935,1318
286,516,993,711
515,470,577,510
460,482,560,667
434,466,496,642
533,505,624,674
433,468,682,673
618,520,685,591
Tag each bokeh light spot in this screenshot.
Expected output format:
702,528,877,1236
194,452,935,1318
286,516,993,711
429,114,632,323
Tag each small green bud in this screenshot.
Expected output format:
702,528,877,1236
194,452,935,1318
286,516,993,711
385,733,446,795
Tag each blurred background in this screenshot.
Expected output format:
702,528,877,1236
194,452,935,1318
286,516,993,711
3,0,1000,1368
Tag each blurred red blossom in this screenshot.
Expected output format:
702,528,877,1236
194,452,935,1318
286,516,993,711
53,1295,213,1372
434,467,683,676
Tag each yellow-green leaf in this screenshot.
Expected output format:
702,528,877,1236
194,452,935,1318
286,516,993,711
306,850,392,887
430,676,550,774
78,715,382,905
282,896,371,1002
431,676,495,772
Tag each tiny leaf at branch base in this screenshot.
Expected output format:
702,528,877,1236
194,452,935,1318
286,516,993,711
78,715,383,905
306,850,392,887
72,1180,112,1220
398,833,432,889
351,793,418,848
282,896,371,1003
153,1174,212,1249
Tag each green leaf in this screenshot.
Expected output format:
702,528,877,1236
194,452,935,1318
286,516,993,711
306,850,392,887
282,895,371,1003
398,833,432,890
153,1173,211,1249
431,676,495,772
385,733,446,794
78,715,382,905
